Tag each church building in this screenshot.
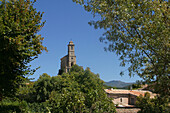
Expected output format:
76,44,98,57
60,41,76,73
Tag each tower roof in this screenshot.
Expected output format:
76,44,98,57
68,41,74,46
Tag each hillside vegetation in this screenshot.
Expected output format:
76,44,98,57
104,80,133,88
0,65,116,113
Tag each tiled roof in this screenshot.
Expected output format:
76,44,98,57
60,55,68,60
105,89,156,98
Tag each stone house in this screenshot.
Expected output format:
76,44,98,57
105,89,156,107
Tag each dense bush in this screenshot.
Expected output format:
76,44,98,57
48,65,116,112
136,92,169,113
1,65,116,113
0,98,28,113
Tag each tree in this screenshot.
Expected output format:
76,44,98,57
58,69,64,75
136,92,169,113
49,66,116,113
0,0,46,98
130,80,142,90
1,65,115,112
72,0,170,98
31,73,53,103
70,64,84,73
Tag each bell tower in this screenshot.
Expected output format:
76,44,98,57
68,41,76,71
60,41,76,73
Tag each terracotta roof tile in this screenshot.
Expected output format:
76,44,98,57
105,89,156,98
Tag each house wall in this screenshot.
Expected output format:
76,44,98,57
107,93,137,105
129,95,137,105
116,108,141,113
61,56,68,72
108,94,129,105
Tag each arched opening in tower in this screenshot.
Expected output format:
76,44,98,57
71,62,74,66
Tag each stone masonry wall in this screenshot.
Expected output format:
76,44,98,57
116,108,141,113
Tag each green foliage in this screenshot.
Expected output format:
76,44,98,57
11,65,116,112
129,80,142,90
27,102,49,113
0,98,29,113
130,84,141,90
0,97,49,113
16,81,34,102
0,0,46,97
72,0,170,98
49,67,116,112
58,69,64,75
70,64,84,73
49,90,86,113
31,73,56,103
136,93,169,113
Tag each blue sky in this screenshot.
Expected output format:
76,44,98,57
30,0,142,82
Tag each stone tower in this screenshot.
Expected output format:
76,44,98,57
60,41,76,73
68,41,76,69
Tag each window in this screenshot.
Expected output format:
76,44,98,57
131,98,135,105
71,46,73,50
71,62,74,66
120,98,123,102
